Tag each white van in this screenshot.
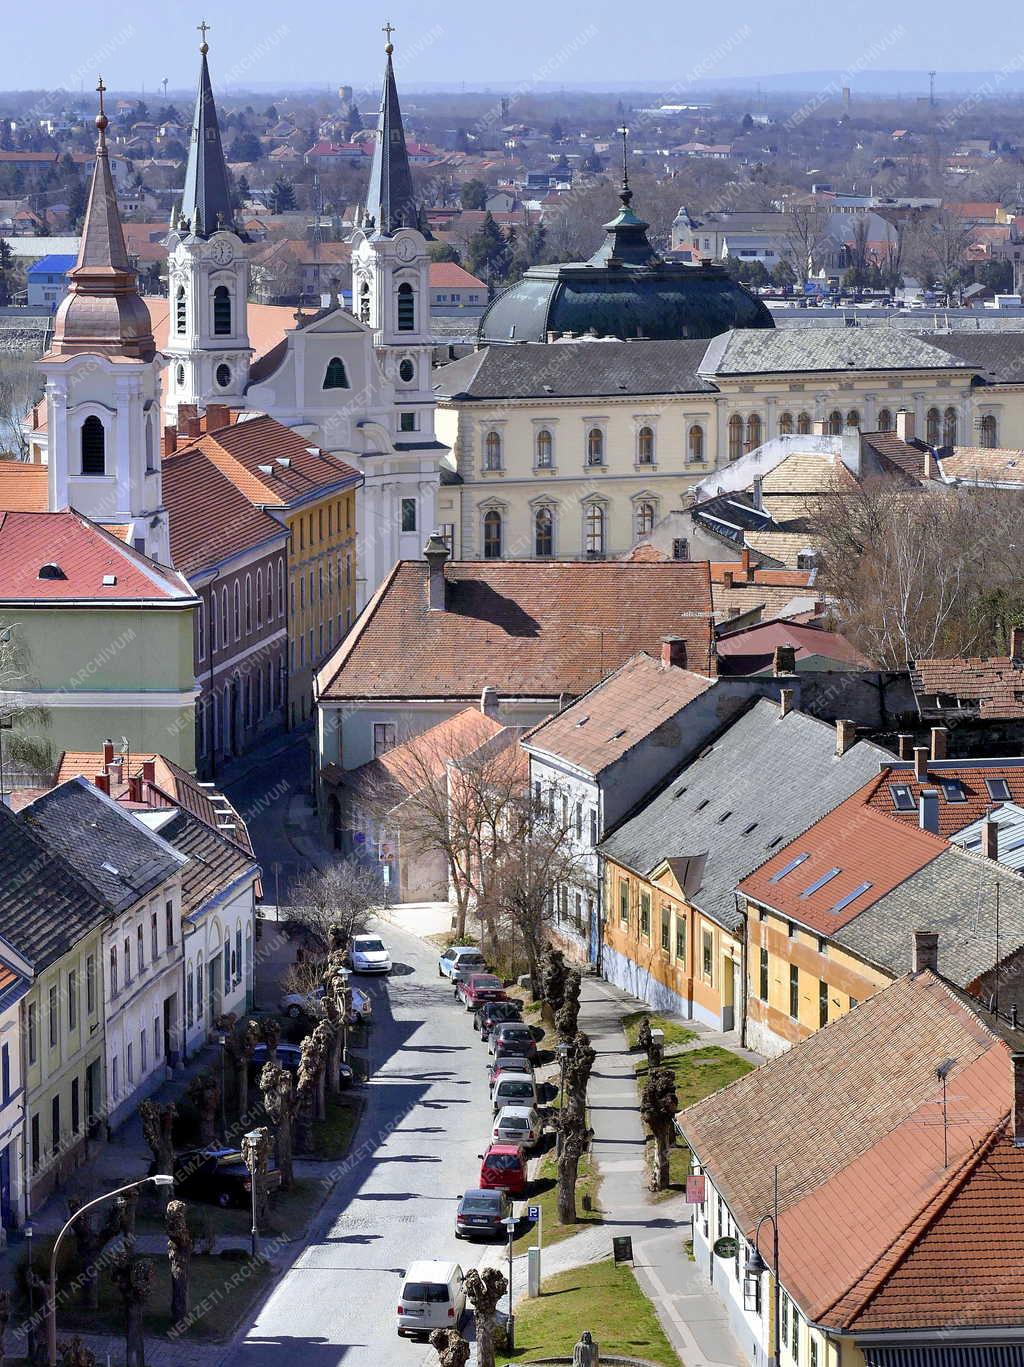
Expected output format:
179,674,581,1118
396,1260,466,1338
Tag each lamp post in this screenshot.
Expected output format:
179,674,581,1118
242,1128,263,1259
217,1033,227,1142
743,1164,780,1367
339,966,351,1062
555,1042,569,1155
503,1212,516,1351
48,1175,172,1366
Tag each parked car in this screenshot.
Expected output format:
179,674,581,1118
457,973,507,1009
153,1147,282,1209
492,1073,539,1113
396,1260,466,1339
248,1041,354,1089
349,985,373,1022
479,1142,527,1195
492,1105,543,1149
488,1020,538,1059
348,934,392,974
437,946,487,982
454,1186,511,1240
488,1055,534,1092
492,1034,539,1069
278,986,324,1020
474,1000,523,1039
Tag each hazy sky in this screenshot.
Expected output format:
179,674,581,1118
10,0,1024,94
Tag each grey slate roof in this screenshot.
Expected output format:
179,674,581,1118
179,48,235,238
24,777,184,914
159,809,259,918
0,802,108,970
700,329,977,377
598,698,894,931
834,845,1024,987
434,339,716,401
917,331,1024,385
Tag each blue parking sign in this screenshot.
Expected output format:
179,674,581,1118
527,1205,540,1221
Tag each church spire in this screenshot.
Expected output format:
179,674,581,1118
50,77,155,358
587,124,659,268
179,22,235,237
362,25,420,235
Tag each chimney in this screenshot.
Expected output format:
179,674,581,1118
839,429,861,476
480,685,499,719
982,817,999,861
930,726,948,761
107,760,123,787
102,738,114,767
1011,625,1024,661
740,548,753,582
751,476,764,511
142,758,156,784
186,416,202,440
1013,1054,1024,1147
661,635,687,669
923,448,937,480
94,772,111,796
812,418,828,436
773,644,797,676
162,424,177,457
127,773,143,803
205,403,229,430
919,787,939,833
423,532,450,611
896,408,915,442
722,570,734,589
176,403,197,434
897,733,914,760
913,745,929,781
779,687,795,717
913,929,939,974
835,719,857,756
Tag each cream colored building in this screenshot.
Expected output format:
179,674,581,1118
434,329,1024,560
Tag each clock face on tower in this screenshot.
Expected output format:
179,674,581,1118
209,238,234,266
395,237,417,262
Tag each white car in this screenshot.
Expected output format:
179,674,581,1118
492,1073,539,1114
349,934,392,974
278,986,324,1020
438,946,487,983
492,1104,543,1149
349,985,373,1022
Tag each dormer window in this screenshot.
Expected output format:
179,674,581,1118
81,416,105,475
323,357,349,389
213,285,231,336
38,562,66,580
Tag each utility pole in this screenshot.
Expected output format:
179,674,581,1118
929,71,936,108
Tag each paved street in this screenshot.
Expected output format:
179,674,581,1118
224,918,501,1367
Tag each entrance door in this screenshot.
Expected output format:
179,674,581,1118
85,1059,100,1138
587,900,599,966
722,955,737,1032
0,1144,11,1229
208,960,220,1022
163,994,177,1067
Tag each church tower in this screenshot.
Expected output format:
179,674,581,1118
163,24,250,421
351,27,436,450
40,79,170,563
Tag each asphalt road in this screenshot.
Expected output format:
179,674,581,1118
224,919,507,1367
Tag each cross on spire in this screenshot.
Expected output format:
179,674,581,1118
198,19,210,53
383,21,395,52
96,76,106,113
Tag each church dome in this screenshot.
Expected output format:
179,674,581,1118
478,188,774,346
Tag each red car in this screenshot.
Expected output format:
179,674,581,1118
479,1142,527,1195
458,973,508,1010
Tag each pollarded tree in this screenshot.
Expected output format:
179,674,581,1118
261,1016,281,1064
640,1067,679,1192
214,1014,259,1119
555,970,582,1044
429,1326,470,1367
555,1031,596,1224
463,1266,508,1367
138,1101,176,1207
164,1199,193,1323
111,1252,153,1367
186,1072,220,1146
296,1021,331,1151
260,1062,297,1188
541,945,569,1016
240,1125,273,1227
65,1195,124,1308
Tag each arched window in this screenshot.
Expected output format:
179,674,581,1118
943,406,958,447
255,570,263,628
797,412,812,434
877,407,893,432
980,413,998,447
745,413,762,451
484,430,502,470
277,561,285,617
846,409,861,429
359,281,370,323
637,425,654,464
145,418,155,472
175,285,186,334
534,507,553,557
397,282,415,331
213,285,231,336
586,428,604,465
635,501,655,539
828,410,843,436
323,357,349,389
585,504,606,557
244,575,253,633
176,363,185,387
209,590,218,654
81,416,105,475
220,587,229,648
536,428,553,468
778,411,794,436
728,414,744,461
688,424,704,462
232,582,241,640
926,407,941,445
483,509,502,559
195,953,204,1020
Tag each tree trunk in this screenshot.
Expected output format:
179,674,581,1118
556,1131,583,1224
125,1301,145,1367
476,1313,498,1367
276,1108,295,1184
650,1125,671,1193
165,1200,192,1325
235,1060,249,1119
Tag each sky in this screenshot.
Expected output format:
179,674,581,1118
8,0,1024,95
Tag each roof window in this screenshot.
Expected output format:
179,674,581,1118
800,868,841,898
742,822,758,835
939,778,966,803
695,798,710,811
889,783,915,812
38,562,66,580
769,852,810,883
828,881,873,915
986,777,1011,801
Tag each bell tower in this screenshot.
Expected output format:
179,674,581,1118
163,23,250,422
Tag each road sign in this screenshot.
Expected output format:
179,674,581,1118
686,1174,706,1205
612,1235,634,1264
527,1205,540,1221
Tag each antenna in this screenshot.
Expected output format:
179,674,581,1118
995,879,1001,1017
937,1058,956,1167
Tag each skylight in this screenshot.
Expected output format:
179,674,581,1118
828,881,873,915
800,868,841,898
742,822,759,835
889,784,916,812
100,860,120,875
986,777,1011,801
939,779,966,803
610,729,626,740
695,798,709,811
717,810,733,824
769,852,810,883
575,716,589,727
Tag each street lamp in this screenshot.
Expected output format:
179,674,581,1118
339,966,351,1062
743,1165,780,1367
48,1175,172,1366
555,1042,570,1155
242,1128,263,1259
503,1212,517,1351
217,1033,228,1142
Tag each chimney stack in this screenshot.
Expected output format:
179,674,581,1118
919,787,939,833
142,758,156,784
773,644,797,676
1011,625,1024,661
423,532,450,611
812,418,828,436
896,409,916,443
982,817,999,861
205,403,229,430
835,719,857,756
480,685,499,719
661,635,687,669
913,745,929,781
923,447,937,480
162,425,177,457
722,570,734,589
102,738,114,767
127,773,143,803
107,760,123,787
94,772,110,796
897,733,914,760
740,548,754,582
930,726,948,761
751,476,764,511
779,688,795,717
186,416,202,440
1013,1054,1024,1147
913,929,939,974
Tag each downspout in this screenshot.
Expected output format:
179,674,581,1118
738,892,749,1050
206,571,219,782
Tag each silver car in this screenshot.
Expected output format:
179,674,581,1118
492,1104,543,1149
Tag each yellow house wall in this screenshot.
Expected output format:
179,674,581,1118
287,488,357,726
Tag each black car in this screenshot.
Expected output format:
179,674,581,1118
455,1186,511,1240
491,1022,539,1060
249,1042,354,1088
474,1000,523,1039
153,1147,282,1209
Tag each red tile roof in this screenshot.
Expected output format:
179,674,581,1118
0,510,194,602
429,262,486,289
911,654,1024,718
333,707,515,801
716,619,871,669
162,444,288,576
864,759,1024,835
710,564,812,588
317,560,715,702
0,462,47,513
